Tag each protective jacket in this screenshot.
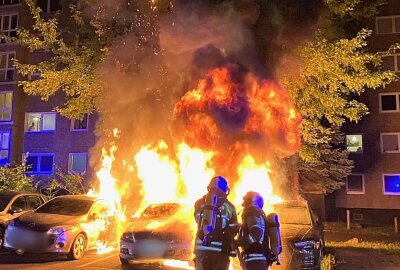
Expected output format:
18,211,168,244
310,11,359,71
239,206,269,263
194,195,238,255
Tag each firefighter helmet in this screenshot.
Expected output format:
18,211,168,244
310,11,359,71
208,176,229,194
242,191,264,209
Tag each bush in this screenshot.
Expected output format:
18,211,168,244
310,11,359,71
0,163,35,192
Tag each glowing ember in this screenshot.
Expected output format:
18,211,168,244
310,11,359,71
163,259,194,269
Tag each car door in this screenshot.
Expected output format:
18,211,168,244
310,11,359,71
5,196,28,222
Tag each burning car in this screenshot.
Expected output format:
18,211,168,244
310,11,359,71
0,191,47,249
271,200,324,270
4,195,118,260
119,202,193,266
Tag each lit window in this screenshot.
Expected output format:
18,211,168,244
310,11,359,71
383,174,400,195
37,0,62,12
0,130,9,165
25,112,56,132
346,174,364,194
381,133,400,153
0,52,15,82
376,16,400,34
25,153,54,175
380,93,399,112
0,0,20,5
68,153,87,174
0,91,12,121
381,55,400,73
71,114,88,131
0,14,17,42
346,135,363,153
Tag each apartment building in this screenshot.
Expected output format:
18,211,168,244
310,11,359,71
334,0,400,225
0,0,95,181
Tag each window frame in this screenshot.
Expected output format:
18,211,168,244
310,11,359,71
71,114,89,132
346,134,363,153
0,91,12,121
382,174,400,195
376,15,400,34
38,0,62,13
0,51,15,83
381,54,400,73
379,93,400,113
346,174,365,195
25,112,57,133
381,132,400,153
68,152,88,174
0,130,10,165
0,13,18,41
24,153,55,175
0,0,20,6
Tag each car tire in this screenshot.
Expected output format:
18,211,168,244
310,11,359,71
0,226,4,249
120,257,129,265
67,233,86,260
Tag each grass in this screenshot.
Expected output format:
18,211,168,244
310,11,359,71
321,254,335,270
324,222,397,237
326,241,400,255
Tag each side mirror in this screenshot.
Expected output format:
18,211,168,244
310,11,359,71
8,207,23,215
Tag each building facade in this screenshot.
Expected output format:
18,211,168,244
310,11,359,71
334,0,400,225
0,0,95,183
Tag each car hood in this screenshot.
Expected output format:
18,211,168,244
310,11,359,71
15,212,84,231
280,224,314,243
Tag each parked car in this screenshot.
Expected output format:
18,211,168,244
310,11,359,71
4,195,117,260
270,200,324,270
119,203,193,266
0,191,47,248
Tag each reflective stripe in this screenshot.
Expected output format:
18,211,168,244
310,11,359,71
245,257,267,262
247,254,264,257
195,246,222,252
195,240,223,246
244,253,267,262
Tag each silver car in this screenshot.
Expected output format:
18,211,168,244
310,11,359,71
4,195,117,260
0,191,47,248
120,203,193,266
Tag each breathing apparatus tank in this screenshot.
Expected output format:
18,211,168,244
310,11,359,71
200,176,229,246
266,213,282,259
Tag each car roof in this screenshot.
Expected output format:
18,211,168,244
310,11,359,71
275,200,308,208
0,191,43,197
54,195,96,201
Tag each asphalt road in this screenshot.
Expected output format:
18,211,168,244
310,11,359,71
0,249,242,270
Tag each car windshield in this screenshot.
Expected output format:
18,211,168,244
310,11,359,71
141,204,180,219
0,195,13,211
275,205,311,225
35,197,93,216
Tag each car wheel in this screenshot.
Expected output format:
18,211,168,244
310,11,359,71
0,226,4,249
67,233,86,260
120,257,129,265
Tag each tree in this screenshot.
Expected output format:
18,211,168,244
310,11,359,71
40,168,86,198
0,163,35,192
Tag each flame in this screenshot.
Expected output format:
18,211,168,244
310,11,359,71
90,64,301,260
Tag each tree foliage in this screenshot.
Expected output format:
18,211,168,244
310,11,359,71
0,163,35,192
40,168,86,198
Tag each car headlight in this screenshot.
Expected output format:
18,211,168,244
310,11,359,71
47,226,75,235
7,220,15,227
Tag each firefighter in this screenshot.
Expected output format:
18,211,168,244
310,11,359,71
194,176,239,270
238,191,282,270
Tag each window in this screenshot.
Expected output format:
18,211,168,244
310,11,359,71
0,14,17,42
383,174,400,195
71,114,88,131
26,195,43,210
11,196,27,210
37,0,62,12
25,112,56,132
0,52,15,82
68,153,87,174
346,135,363,153
381,133,400,153
380,93,399,112
376,16,400,34
0,130,10,165
0,0,20,5
382,55,400,73
25,153,54,175
346,174,365,194
0,91,12,121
